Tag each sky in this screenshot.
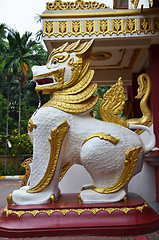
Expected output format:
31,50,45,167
0,0,107,39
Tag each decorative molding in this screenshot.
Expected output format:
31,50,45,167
43,21,55,37
112,19,123,35
84,20,96,36
71,21,82,36
91,49,141,71
98,20,109,36
3,200,149,217
41,8,159,19
43,17,157,38
125,18,137,34
154,17,159,32
46,0,108,11
57,21,68,37
139,18,151,34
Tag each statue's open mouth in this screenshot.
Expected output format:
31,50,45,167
35,77,55,86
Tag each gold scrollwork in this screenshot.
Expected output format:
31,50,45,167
59,162,74,181
3,200,149,218
98,20,109,35
43,21,54,37
43,18,155,38
125,18,137,35
71,21,82,36
46,0,108,11
27,121,69,193
27,119,37,132
154,17,159,32
85,20,96,36
21,157,33,187
92,146,142,194
83,133,119,146
57,21,68,37
139,18,151,34
112,19,123,35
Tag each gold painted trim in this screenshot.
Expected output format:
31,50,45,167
92,146,142,194
41,8,159,19
3,200,149,217
43,16,156,38
21,157,33,187
27,119,37,132
59,162,74,181
46,0,108,11
83,133,119,146
27,121,69,193
50,194,55,203
7,194,13,206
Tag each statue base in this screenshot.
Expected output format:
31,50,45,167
0,193,159,238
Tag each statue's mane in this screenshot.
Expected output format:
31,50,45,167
47,39,94,64
43,39,99,114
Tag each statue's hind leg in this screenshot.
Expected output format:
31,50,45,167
79,134,142,203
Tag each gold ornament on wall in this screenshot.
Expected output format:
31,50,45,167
140,18,151,34
46,0,108,11
71,21,82,36
85,20,96,36
125,18,137,34
98,19,109,35
112,19,123,35
43,21,54,37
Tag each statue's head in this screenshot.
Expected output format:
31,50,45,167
32,39,94,94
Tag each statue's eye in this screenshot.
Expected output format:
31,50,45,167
53,59,57,65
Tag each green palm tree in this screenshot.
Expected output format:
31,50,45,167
2,29,48,172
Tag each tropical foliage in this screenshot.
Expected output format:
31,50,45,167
0,23,49,174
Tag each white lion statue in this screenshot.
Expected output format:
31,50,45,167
9,40,155,205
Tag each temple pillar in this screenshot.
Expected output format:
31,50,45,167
152,0,159,7
149,45,159,147
146,44,159,202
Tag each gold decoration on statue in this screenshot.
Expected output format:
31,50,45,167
126,74,153,134
3,200,149,218
50,194,55,203
21,157,33,187
83,133,119,146
40,39,99,114
59,162,74,181
35,68,65,94
7,194,13,206
27,119,37,132
27,121,69,193
46,0,108,11
99,77,129,128
92,146,142,194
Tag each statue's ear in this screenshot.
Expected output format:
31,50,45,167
75,39,94,60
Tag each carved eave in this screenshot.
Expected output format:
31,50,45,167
41,0,159,86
